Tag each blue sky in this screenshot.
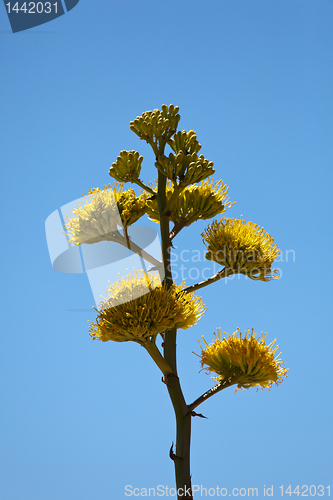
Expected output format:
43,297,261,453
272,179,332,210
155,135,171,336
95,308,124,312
1,1,332,499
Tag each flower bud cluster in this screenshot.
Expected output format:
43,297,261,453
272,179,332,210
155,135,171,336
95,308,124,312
168,130,201,155
109,150,143,182
155,152,215,187
130,104,180,144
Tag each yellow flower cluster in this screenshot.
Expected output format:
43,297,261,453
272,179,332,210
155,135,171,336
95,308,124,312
202,217,280,281
130,104,181,144
146,179,235,228
64,184,147,245
109,150,143,183
199,327,288,391
89,269,206,343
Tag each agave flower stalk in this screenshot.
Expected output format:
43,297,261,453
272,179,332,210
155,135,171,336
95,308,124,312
60,105,288,500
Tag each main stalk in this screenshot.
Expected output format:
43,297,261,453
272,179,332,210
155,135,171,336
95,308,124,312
156,141,193,499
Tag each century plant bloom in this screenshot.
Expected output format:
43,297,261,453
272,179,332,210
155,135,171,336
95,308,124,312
89,269,206,343
199,327,288,391
146,179,235,229
64,184,147,245
202,217,280,281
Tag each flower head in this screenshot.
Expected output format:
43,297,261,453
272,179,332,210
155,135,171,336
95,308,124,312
146,179,235,228
64,184,147,245
89,269,206,343
202,217,280,281
199,327,288,391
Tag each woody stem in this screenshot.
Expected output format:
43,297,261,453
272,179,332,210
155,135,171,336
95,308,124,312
156,140,193,499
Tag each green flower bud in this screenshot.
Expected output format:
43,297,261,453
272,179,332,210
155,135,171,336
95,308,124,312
155,152,215,187
130,105,180,144
109,150,143,182
168,130,201,155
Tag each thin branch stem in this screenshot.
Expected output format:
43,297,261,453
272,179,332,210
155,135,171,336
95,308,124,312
142,338,174,376
123,227,131,249
188,380,233,413
105,231,162,270
134,178,156,196
169,222,186,241
151,140,160,159
181,267,230,294
125,235,163,270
